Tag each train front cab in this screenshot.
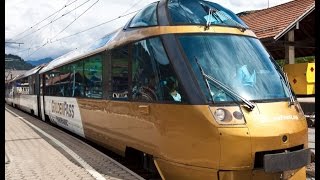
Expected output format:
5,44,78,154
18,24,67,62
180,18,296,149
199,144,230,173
135,0,311,179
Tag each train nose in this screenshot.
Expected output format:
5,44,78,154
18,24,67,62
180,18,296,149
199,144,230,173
245,102,308,152
216,101,308,170
218,127,252,169
242,101,309,170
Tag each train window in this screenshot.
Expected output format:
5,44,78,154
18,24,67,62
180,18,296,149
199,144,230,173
128,2,158,28
40,75,43,95
5,82,13,97
58,65,71,97
84,55,103,99
70,60,85,97
18,77,29,95
44,73,49,95
46,69,61,96
178,34,290,102
44,73,51,96
28,76,34,95
111,46,129,100
167,0,248,28
132,37,186,103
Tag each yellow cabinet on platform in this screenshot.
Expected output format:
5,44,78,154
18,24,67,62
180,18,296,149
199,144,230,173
283,63,315,95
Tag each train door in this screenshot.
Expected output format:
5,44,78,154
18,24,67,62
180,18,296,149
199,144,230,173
39,74,46,121
35,73,40,118
108,45,159,153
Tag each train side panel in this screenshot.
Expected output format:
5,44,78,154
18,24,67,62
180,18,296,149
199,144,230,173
17,94,38,116
44,96,86,137
77,99,221,168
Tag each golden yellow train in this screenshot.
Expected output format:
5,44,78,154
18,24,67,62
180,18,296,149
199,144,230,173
5,0,311,179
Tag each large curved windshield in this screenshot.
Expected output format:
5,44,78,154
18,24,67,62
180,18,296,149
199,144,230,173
168,0,248,28
178,34,290,103
129,2,158,28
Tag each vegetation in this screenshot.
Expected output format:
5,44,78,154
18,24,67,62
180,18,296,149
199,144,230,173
276,56,315,67
5,54,34,70
27,57,53,66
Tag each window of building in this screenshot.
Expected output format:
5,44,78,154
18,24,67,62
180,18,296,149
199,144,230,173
84,55,103,98
111,46,129,100
131,37,186,103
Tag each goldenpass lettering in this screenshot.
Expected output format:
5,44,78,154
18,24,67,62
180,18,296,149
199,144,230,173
51,100,74,118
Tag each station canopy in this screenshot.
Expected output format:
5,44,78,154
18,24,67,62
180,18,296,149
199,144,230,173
239,0,315,60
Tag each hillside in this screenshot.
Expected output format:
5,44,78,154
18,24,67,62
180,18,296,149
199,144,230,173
5,54,34,70
27,57,53,66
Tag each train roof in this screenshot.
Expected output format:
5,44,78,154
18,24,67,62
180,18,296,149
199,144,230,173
39,29,119,74
39,0,251,74
10,64,45,82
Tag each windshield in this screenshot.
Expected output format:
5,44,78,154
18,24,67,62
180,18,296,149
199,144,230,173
167,0,248,29
178,34,290,103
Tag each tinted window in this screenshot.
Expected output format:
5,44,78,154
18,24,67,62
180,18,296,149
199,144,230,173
40,75,43,95
45,70,60,96
129,2,158,28
28,76,35,95
58,65,71,97
178,34,290,102
44,73,49,95
70,60,85,97
17,77,29,95
84,55,103,98
132,37,186,103
111,47,129,100
168,0,248,28
5,82,14,97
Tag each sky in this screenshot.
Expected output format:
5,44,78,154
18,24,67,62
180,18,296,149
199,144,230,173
5,0,293,61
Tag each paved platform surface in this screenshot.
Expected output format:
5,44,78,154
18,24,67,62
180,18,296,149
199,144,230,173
5,105,144,180
308,128,315,154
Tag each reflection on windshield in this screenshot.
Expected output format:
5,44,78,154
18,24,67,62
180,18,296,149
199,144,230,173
167,0,248,28
178,34,290,102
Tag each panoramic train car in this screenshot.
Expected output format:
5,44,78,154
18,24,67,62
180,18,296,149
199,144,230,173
6,0,310,179
5,65,44,116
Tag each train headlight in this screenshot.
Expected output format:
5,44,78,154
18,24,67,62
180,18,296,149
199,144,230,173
214,108,226,121
209,106,246,125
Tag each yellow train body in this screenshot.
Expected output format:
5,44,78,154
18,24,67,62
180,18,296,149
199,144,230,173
77,99,308,179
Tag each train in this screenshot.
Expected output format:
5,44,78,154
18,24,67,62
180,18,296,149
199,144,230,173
5,0,311,179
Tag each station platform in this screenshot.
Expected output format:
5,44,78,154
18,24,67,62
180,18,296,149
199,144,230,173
5,105,144,180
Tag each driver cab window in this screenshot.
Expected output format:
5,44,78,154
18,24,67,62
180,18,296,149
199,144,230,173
131,37,186,103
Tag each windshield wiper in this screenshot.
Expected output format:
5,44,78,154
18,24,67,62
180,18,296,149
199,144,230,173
195,57,255,110
202,3,246,32
269,57,295,106
283,72,295,106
